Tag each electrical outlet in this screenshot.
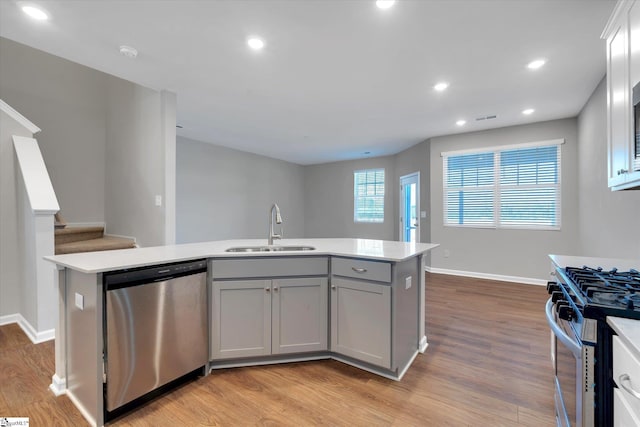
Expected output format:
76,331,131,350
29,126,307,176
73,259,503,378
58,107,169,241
75,293,84,310
405,276,412,289
444,249,451,258
420,211,427,218
155,195,162,206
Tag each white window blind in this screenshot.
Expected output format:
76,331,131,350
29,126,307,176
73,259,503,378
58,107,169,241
354,168,385,223
443,140,562,230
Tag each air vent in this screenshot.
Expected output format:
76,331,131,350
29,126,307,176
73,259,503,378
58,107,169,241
475,115,497,121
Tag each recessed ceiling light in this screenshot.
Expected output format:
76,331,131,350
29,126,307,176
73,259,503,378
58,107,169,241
527,59,546,70
434,82,449,92
22,5,48,20
119,45,138,59
376,0,396,9
456,120,466,126
247,37,265,50
522,108,535,115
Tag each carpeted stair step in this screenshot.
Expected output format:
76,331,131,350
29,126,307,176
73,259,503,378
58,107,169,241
55,226,104,245
55,235,137,255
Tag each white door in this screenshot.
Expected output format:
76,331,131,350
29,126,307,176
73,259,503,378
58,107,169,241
399,172,420,243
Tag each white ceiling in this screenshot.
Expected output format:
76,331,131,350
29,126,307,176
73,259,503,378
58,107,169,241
0,0,615,165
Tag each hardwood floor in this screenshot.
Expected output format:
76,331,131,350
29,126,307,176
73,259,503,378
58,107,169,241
0,273,554,426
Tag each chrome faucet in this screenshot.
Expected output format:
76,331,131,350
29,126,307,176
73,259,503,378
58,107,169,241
268,203,283,246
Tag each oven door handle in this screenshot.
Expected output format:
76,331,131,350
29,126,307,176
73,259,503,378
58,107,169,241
545,298,581,358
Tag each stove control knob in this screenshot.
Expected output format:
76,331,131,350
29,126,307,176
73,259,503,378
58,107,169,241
551,291,564,303
547,281,559,295
558,304,574,321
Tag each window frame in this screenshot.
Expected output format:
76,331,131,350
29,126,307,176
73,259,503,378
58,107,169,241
442,139,563,231
353,168,385,224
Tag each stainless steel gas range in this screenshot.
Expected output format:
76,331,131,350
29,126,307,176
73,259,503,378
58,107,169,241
547,256,640,427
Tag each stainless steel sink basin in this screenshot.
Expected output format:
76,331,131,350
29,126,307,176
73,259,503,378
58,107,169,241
225,245,315,253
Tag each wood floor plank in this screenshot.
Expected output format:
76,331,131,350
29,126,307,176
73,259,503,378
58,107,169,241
0,273,555,426
0,323,31,350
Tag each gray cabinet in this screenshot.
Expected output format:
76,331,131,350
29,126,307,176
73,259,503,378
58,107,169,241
330,277,391,369
272,278,328,354
603,0,640,190
212,277,328,360
211,279,271,359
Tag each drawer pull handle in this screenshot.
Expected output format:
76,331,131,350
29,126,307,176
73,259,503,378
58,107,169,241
352,267,368,273
265,287,270,293
619,374,640,401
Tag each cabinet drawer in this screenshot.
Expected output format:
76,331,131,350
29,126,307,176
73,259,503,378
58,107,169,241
613,335,640,421
614,388,640,427
331,257,391,283
211,257,328,279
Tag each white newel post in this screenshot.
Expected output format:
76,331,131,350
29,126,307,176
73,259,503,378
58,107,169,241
50,265,67,395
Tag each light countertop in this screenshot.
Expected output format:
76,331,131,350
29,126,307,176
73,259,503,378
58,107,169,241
549,254,639,271
44,238,439,274
608,317,640,357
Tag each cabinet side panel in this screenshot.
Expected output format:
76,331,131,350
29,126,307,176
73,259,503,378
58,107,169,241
65,269,103,426
392,258,420,371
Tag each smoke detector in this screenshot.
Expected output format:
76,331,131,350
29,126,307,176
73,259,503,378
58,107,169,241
119,45,138,59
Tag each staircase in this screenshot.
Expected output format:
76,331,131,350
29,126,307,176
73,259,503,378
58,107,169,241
54,225,137,255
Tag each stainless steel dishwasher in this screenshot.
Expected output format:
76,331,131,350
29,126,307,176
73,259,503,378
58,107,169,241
103,259,208,414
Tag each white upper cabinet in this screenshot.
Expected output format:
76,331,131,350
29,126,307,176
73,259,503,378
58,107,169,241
603,0,640,190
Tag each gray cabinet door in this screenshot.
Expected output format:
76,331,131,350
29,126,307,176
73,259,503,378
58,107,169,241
212,280,271,359
272,278,328,354
331,277,391,369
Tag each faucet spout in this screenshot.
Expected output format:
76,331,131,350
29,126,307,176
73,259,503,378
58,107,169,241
268,203,283,246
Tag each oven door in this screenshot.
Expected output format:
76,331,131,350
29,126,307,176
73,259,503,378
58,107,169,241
546,298,593,427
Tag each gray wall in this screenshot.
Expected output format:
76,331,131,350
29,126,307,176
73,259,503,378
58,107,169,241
0,37,107,224
578,78,640,258
176,137,305,243
104,76,174,248
303,156,396,240
429,118,580,281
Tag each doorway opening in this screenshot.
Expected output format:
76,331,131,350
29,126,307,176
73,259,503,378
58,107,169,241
399,172,420,243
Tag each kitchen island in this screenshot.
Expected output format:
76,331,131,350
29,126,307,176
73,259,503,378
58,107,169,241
45,238,437,427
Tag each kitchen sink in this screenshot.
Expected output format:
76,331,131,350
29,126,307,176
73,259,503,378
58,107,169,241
225,245,315,253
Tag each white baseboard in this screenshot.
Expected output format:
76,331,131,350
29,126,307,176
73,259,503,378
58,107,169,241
425,266,546,286
0,313,55,343
419,335,428,353
104,233,137,245
0,313,21,326
49,374,66,396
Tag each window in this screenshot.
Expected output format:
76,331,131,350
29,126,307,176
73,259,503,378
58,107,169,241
443,140,562,229
354,168,385,223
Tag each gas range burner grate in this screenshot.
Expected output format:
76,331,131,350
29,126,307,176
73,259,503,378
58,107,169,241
565,266,640,310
